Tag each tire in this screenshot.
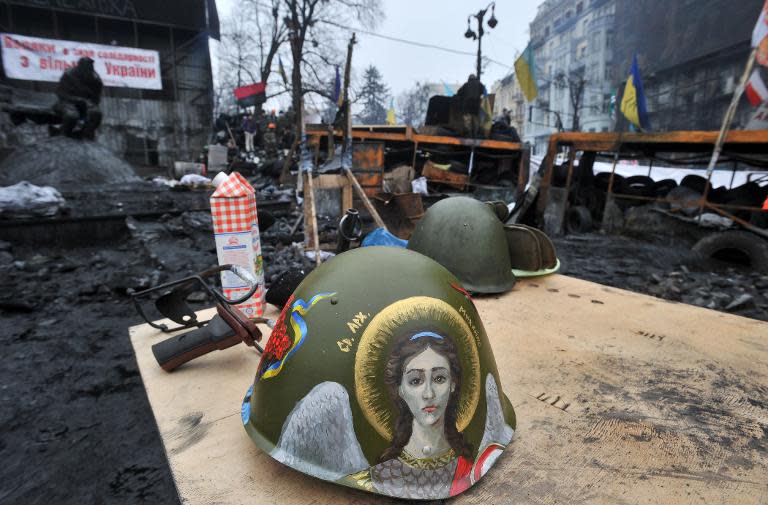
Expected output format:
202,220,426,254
551,163,568,187
680,174,710,195
594,172,625,192
723,182,763,207
750,211,768,229
653,179,678,197
692,230,768,273
566,205,593,234
667,186,702,217
724,197,757,221
709,186,727,203
624,175,655,197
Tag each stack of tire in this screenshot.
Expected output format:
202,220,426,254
593,172,680,209
549,162,602,234
589,172,768,228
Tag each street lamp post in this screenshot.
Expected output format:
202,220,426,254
464,2,497,81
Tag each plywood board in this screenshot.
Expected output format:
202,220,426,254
129,275,768,505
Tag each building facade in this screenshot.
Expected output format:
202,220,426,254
0,0,219,168
612,0,763,132
524,0,616,154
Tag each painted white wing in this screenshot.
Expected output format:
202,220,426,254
479,373,515,450
271,381,370,481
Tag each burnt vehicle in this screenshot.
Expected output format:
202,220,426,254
526,130,768,272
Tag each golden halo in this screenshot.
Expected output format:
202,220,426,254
354,296,481,441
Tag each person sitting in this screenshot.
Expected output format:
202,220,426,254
53,57,103,140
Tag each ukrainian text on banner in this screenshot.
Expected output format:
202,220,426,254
1,33,162,90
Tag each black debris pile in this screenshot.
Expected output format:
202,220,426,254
0,136,140,189
553,233,768,322
0,205,313,505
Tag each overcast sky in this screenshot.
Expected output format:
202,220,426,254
217,0,541,101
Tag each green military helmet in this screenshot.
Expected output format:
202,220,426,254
407,196,516,294
504,224,561,277
241,246,516,500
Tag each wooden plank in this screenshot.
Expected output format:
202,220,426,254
342,180,353,211
311,174,354,216
313,174,347,189
305,172,321,265
343,168,387,229
308,129,525,152
302,175,313,249
413,134,523,150
129,275,768,505
550,129,768,152
349,171,382,188
350,130,411,142
422,160,468,190
302,173,321,256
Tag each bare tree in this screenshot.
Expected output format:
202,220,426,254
554,68,587,131
397,82,431,127
217,0,289,113
282,0,382,134
246,0,289,84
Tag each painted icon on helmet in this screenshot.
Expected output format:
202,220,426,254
242,247,516,500
245,292,513,500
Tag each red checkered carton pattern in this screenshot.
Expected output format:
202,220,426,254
211,172,265,317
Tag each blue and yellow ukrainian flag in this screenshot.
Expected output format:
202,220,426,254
514,43,538,102
620,54,650,130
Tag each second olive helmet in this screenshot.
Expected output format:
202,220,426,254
241,246,515,500
407,196,516,294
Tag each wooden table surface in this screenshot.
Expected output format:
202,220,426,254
129,274,768,504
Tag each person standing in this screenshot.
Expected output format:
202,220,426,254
455,74,486,138
242,114,257,152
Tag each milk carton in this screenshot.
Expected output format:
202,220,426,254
210,172,264,317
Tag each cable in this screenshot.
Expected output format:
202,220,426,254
319,18,514,70
247,1,515,69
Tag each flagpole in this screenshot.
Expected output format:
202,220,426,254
699,47,757,216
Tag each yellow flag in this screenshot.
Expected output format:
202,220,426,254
386,101,396,125
620,55,650,129
620,75,640,127
514,44,538,102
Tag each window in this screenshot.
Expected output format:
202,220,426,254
577,42,588,59
723,75,735,94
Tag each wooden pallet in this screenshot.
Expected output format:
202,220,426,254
129,274,768,505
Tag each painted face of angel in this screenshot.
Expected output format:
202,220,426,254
381,331,472,462
399,346,454,427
